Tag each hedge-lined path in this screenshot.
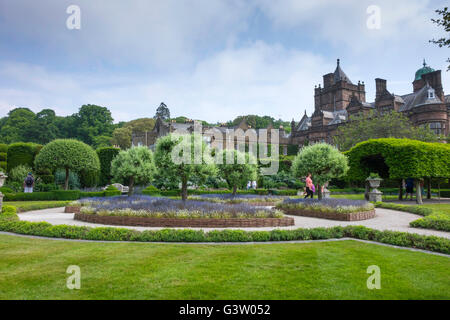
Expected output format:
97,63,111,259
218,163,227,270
18,207,450,239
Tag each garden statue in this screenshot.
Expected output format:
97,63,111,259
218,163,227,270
322,181,331,198
0,171,7,212
366,173,383,202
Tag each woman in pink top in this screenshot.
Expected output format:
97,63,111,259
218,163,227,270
304,173,314,199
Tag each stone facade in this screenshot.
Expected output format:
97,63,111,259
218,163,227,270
132,59,449,150
290,59,449,146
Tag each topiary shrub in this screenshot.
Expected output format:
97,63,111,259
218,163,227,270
79,170,100,188
6,142,42,172
97,147,120,186
35,139,100,190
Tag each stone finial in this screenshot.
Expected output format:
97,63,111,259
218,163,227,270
337,58,340,66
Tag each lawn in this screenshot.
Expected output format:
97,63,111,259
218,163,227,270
0,234,448,300
4,201,70,212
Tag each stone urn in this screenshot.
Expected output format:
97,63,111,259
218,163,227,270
0,172,7,212
366,177,383,202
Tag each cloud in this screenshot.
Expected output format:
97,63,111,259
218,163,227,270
0,42,331,122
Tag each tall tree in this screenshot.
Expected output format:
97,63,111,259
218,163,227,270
74,104,115,145
334,111,437,151
154,102,170,120
217,150,258,195
0,108,36,144
430,7,450,70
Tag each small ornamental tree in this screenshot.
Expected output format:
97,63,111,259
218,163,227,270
110,147,155,196
34,139,100,190
154,134,216,201
217,150,258,196
291,143,349,200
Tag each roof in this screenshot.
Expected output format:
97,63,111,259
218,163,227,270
399,83,442,112
415,60,435,81
334,59,353,84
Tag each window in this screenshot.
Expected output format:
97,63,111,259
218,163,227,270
429,122,443,135
427,88,435,99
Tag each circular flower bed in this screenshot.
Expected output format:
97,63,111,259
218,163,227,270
68,196,294,228
276,198,375,221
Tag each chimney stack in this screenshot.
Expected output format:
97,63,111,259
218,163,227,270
375,78,387,100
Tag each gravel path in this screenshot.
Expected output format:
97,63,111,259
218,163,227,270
17,207,450,239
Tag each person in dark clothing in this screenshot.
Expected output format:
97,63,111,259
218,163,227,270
23,172,35,193
405,178,414,201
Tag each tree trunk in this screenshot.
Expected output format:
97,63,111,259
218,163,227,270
317,184,322,200
426,178,431,200
64,167,69,190
415,180,423,205
232,185,237,196
398,180,403,201
181,177,188,202
128,176,135,197
364,181,370,201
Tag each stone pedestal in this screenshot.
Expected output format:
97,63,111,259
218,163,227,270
368,190,382,202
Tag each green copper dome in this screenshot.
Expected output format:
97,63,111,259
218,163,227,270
415,60,435,81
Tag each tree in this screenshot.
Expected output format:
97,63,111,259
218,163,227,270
111,127,133,149
154,134,216,201
34,139,100,190
97,147,120,186
73,104,115,145
154,102,170,120
217,150,258,195
110,147,155,196
334,111,437,151
0,108,36,144
430,7,450,71
291,143,349,200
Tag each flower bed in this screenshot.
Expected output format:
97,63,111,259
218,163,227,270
68,196,293,228
276,198,375,221
190,194,286,206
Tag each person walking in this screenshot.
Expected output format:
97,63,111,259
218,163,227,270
405,177,414,201
23,172,35,193
304,173,314,199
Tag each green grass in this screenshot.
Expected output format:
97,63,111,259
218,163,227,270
4,201,70,212
331,194,398,201
0,234,448,300
410,204,450,232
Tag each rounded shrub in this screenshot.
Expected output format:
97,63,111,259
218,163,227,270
35,139,100,190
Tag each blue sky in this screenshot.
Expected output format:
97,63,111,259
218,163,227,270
0,0,449,123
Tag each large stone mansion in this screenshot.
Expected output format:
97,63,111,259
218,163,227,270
132,59,449,151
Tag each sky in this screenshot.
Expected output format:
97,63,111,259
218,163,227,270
0,0,449,123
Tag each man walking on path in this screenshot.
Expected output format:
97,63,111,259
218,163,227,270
23,172,34,193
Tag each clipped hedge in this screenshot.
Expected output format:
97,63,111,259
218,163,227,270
346,138,450,181
0,206,449,254
6,142,42,172
141,187,290,197
97,147,120,186
3,190,121,201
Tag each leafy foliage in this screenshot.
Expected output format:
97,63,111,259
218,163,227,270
277,198,374,214
110,147,155,196
96,147,120,186
430,7,450,70
217,150,258,195
292,143,349,199
6,142,42,172
154,102,170,120
346,138,450,181
7,165,31,185
35,139,100,190
154,134,216,201
334,111,438,151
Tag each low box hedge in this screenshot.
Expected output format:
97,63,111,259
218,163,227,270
3,190,122,201
1,205,449,254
